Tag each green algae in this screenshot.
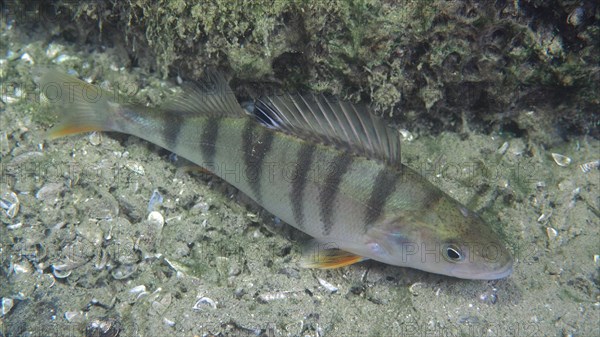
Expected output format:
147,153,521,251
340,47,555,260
6,0,596,140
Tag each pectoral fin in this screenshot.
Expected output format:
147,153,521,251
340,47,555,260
300,241,368,269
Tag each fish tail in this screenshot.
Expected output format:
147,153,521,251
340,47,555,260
37,69,123,139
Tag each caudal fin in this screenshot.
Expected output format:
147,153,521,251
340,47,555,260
36,69,122,139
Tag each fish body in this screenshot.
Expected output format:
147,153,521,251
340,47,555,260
39,70,513,280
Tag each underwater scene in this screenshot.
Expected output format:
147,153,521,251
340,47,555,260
0,1,598,336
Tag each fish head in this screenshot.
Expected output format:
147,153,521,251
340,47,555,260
366,195,513,280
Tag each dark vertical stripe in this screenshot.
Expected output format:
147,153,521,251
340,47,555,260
200,117,220,163
289,143,316,229
364,167,398,230
242,119,274,203
319,154,353,236
162,115,183,151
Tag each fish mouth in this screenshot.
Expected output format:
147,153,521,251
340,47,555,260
479,262,513,280
450,258,514,280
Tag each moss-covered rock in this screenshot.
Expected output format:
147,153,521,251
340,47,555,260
6,0,598,140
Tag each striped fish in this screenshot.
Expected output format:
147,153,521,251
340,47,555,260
39,69,513,280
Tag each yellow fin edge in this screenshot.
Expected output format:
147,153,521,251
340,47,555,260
301,247,367,269
48,125,103,139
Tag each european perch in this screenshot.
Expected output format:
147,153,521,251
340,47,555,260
38,69,513,280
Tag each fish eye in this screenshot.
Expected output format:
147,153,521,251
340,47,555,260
443,244,464,262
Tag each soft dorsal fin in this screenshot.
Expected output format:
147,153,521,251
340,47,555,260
161,69,245,117
254,94,401,166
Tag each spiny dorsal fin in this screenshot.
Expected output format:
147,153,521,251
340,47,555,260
255,94,401,166
161,69,245,117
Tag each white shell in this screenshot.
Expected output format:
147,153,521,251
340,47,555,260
1,298,14,317
546,227,558,240
580,160,600,173
317,278,338,293
163,317,176,327
46,43,65,59
551,153,571,167
147,211,165,228
129,285,147,294
20,52,34,64
399,129,414,142
1,190,19,218
64,311,82,322
497,141,509,155
88,131,102,146
126,161,145,175
192,296,217,311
